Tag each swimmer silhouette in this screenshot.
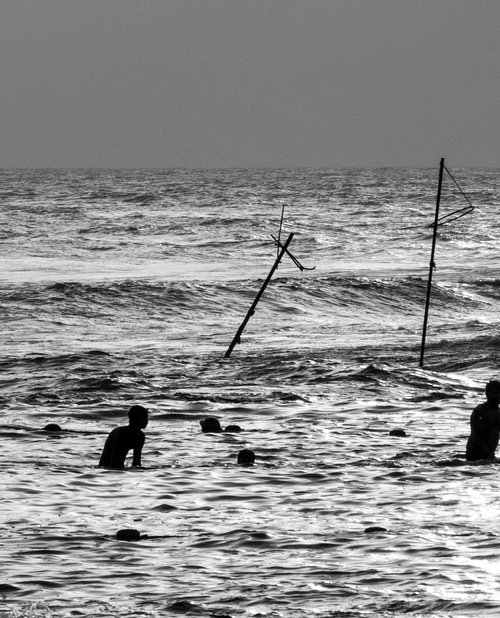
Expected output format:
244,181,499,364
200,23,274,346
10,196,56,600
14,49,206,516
225,424,243,433
200,417,243,433
466,380,500,461
99,405,149,469
200,417,222,432
237,449,255,465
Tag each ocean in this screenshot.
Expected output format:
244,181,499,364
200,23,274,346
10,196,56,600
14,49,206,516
0,166,499,617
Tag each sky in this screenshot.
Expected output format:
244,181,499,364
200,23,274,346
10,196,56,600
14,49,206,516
1,0,500,168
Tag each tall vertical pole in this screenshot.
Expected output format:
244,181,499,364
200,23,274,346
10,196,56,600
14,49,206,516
225,233,294,358
419,158,445,367
277,205,285,260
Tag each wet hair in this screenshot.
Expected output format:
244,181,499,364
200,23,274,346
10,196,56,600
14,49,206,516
128,405,149,424
224,424,242,433
200,417,223,433
486,380,500,395
237,449,255,465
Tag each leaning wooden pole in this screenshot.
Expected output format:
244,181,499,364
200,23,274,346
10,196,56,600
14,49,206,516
419,158,445,367
225,232,294,358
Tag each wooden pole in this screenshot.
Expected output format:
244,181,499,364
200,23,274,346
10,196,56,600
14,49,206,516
277,205,285,260
419,158,445,367
225,232,294,358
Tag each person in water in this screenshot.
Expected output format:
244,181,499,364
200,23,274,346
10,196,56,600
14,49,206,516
99,405,149,469
200,417,223,433
237,449,255,465
200,417,242,433
466,380,500,461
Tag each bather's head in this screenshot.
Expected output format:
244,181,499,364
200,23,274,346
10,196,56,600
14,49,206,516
200,417,223,433
486,380,500,404
237,449,255,465
128,405,149,429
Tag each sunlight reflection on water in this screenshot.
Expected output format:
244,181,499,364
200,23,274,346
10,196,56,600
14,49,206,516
1,168,499,616
1,401,500,616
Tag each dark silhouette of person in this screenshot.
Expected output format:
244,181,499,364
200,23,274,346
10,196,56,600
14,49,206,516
200,417,242,433
466,380,500,461
99,405,149,469
200,417,223,433
237,449,255,465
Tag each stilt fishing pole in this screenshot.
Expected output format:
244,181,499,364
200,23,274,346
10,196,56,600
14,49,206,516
419,158,475,367
419,158,445,368
225,232,294,358
277,205,285,260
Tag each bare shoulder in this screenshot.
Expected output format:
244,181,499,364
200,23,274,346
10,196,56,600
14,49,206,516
471,402,500,423
472,403,488,415
110,425,129,437
470,403,486,419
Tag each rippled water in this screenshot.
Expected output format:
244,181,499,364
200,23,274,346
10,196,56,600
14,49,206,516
0,167,499,617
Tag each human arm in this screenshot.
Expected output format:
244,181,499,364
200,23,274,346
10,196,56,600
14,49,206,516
469,407,496,460
131,431,146,467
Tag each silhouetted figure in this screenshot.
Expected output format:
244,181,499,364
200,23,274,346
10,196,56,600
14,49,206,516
224,424,242,433
466,380,500,461
43,423,62,432
237,449,255,465
389,428,407,437
99,405,149,469
200,417,243,433
200,417,223,433
116,528,141,541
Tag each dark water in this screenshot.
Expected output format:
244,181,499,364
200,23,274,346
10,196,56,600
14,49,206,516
0,167,499,617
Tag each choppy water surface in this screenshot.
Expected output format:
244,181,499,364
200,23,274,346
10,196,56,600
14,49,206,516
0,167,499,617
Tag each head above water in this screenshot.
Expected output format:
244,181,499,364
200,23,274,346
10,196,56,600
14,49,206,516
237,449,255,465
200,417,223,433
128,405,149,429
486,380,500,403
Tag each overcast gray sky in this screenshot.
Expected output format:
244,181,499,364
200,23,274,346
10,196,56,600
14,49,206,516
1,1,499,168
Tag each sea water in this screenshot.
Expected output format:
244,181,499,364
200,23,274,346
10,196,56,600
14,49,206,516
0,167,499,617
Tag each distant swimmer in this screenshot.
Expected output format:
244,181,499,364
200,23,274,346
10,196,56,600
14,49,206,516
225,424,243,433
237,449,255,465
466,380,500,461
200,417,242,433
200,417,223,433
99,405,149,469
